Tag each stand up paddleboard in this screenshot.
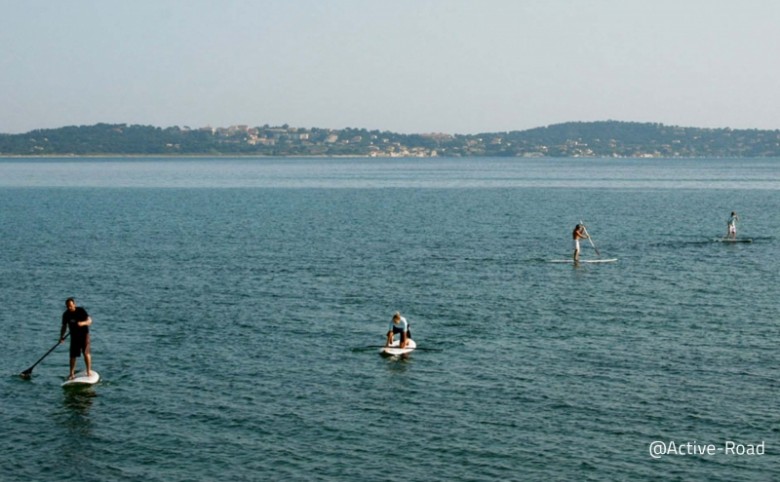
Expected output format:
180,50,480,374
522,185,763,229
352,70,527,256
548,258,618,264
715,238,752,243
380,339,416,356
62,370,100,388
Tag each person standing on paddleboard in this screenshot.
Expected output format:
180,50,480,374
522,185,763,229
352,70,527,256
572,224,590,262
385,312,411,348
727,211,739,239
59,297,93,380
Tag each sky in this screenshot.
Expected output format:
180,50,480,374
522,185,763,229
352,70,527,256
2,0,779,135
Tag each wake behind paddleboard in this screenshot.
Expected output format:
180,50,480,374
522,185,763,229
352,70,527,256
548,258,618,264
380,339,416,356
62,370,100,388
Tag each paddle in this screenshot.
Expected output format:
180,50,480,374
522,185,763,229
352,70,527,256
20,332,69,379
580,220,601,256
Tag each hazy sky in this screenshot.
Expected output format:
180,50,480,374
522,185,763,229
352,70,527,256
2,0,779,134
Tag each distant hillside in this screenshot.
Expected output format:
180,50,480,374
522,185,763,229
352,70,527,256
1,121,779,157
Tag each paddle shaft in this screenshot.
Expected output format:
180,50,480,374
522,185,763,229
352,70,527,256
580,221,601,256
20,332,69,378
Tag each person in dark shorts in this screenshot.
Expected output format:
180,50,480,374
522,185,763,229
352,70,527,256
385,312,412,348
59,297,93,380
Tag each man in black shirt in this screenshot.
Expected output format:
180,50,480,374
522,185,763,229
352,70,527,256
60,297,93,380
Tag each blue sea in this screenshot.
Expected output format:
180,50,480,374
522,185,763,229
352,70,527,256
1,157,778,481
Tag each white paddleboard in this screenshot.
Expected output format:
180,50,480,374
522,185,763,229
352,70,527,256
380,339,416,356
548,258,618,264
62,370,100,387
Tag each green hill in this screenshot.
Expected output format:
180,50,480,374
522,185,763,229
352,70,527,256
2,121,779,157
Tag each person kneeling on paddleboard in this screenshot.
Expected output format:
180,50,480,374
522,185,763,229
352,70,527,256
385,312,412,348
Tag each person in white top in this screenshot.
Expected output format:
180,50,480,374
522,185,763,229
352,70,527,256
385,312,411,348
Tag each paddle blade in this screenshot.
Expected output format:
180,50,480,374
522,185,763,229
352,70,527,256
19,335,68,380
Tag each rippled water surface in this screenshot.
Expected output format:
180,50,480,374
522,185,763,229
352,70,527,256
2,157,779,481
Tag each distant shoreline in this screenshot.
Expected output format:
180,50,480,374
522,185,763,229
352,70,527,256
0,153,766,160
3,121,780,158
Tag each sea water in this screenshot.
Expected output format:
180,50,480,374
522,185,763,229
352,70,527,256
1,157,778,481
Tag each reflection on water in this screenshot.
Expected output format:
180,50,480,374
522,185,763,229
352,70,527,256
63,387,96,412
60,388,97,436
383,354,413,373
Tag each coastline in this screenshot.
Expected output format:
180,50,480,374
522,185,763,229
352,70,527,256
4,121,780,158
